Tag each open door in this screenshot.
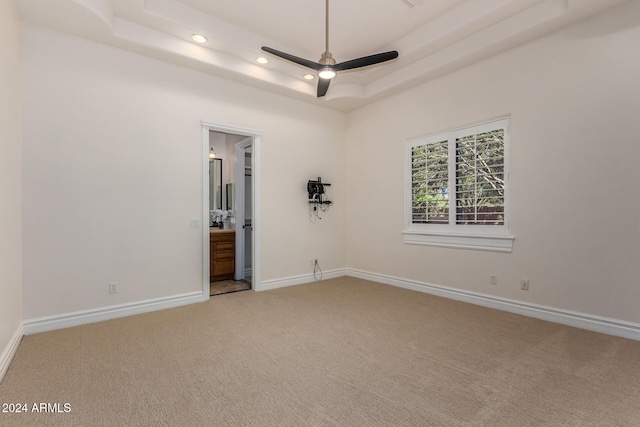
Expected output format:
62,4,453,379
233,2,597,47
234,139,252,282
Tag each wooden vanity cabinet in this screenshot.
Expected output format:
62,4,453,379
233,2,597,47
210,230,235,281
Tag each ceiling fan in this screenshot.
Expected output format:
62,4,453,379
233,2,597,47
261,0,399,98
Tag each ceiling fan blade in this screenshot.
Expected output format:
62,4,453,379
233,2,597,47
261,46,321,71
335,51,399,72
317,78,331,97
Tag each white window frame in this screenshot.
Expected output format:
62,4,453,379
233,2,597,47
403,118,514,252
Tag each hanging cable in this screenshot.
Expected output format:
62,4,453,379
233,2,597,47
313,259,323,281
309,200,319,223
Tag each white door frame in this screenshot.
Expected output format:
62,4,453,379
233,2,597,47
201,121,262,296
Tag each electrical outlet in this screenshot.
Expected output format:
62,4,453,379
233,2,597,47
309,258,317,267
109,282,118,294
520,279,529,291
490,275,498,285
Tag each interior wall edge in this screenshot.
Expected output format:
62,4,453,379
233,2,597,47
0,323,23,384
258,268,349,292
347,269,640,342
0,0,24,382
22,291,206,336
15,264,640,342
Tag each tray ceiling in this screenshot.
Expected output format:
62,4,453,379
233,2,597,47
17,0,629,112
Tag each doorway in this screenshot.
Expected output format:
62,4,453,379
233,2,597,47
201,121,261,298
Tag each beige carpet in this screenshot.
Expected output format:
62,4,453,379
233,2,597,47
1,277,640,426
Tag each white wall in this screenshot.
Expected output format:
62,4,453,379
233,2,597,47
346,1,640,324
21,2,639,331
0,0,23,379
22,25,346,320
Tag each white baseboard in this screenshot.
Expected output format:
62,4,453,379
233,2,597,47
258,268,348,291
23,291,207,335
19,269,640,342
347,269,640,341
0,323,23,384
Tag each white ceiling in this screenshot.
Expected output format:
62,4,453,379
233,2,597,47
17,0,629,112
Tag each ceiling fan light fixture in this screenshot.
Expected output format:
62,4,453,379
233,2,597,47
318,68,336,79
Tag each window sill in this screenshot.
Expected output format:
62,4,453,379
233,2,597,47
402,231,514,253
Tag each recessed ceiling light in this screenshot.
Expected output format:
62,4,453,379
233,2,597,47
257,57,269,64
192,34,207,43
303,74,315,80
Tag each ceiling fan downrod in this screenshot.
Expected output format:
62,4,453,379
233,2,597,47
318,0,336,79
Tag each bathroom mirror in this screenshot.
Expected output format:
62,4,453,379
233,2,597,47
209,159,222,215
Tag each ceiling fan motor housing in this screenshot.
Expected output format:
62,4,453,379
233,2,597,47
318,51,337,79
319,51,336,66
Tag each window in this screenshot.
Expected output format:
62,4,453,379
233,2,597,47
405,118,513,252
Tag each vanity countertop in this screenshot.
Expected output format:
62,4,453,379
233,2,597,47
210,228,235,234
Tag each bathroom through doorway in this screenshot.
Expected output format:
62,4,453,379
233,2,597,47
201,121,261,297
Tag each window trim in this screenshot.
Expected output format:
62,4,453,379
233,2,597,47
404,118,514,252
